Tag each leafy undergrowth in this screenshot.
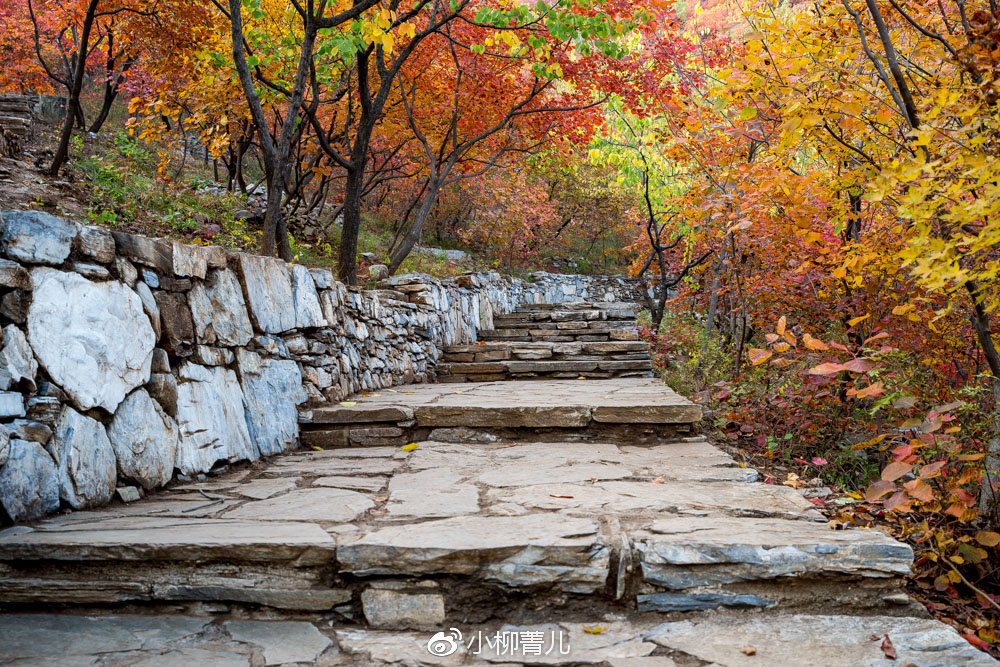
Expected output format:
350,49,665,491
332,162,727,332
641,310,1000,657
11,125,488,280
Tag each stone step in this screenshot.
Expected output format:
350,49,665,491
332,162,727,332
485,319,639,331
436,359,653,383
495,310,638,323
0,440,917,624
513,301,642,311
478,328,640,342
332,613,996,665
301,378,699,433
445,340,649,359
3,611,992,666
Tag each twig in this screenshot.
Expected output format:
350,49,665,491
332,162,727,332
936,547,1000,612
182,488,226,513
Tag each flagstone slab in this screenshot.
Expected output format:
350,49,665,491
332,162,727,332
224,620,332,665
474,622,657,664
232,477,299,500
386,468,480,518
223,487,374,523
0,614,209,662
645,613,993,666
633,516,913,592
338,514,609,593
332,379,701,427
490,480,819,521
0,517,336,563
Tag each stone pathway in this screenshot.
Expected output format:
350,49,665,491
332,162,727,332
2,372,997,663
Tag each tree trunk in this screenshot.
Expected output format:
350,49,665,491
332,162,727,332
88,39,132,134
338,165,365,284
336,111,376,284
259,21,315,261
49,0,98,176
387,178,442,274
967,280,1000,524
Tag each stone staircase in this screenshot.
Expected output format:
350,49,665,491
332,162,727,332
0,95,33,157
437,302,654,382
0,314,994,664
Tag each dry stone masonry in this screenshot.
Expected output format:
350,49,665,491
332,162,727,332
0,210,639,522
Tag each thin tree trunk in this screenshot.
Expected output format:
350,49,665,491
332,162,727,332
967,280,1000,524
337,112,376,284
387,178,443,274
49,0,98,176
88,47,132,134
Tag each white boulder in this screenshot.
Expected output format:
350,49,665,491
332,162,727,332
27,268,155,412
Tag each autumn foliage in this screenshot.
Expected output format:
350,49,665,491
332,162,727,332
614,0,1000,649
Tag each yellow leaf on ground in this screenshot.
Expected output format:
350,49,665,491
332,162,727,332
975,531,1000,547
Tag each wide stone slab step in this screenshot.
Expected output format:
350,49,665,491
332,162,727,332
443,340,650,361
488,319,639,332
495,307,638,321
1,612,991,666
303,379,700,430
632,515,914,613
478,328,634,343
436,358,653,383
0,516,335,563
339,614,994,666
339,514,609,594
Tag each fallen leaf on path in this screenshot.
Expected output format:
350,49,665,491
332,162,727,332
582,626,606,634
401,443,419,452
783,473,804,489
740,645,756,656
309,446,324,451
549,494,575,499
880,634,896,660
652,475,664,484
339,401,357,407
962,633,990,651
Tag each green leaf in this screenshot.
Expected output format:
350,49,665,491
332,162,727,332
740,107,758,121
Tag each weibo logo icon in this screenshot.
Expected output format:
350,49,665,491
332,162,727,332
426,628,463,656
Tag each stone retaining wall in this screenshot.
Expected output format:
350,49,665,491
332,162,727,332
524,271,641,304
0,211,637,522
